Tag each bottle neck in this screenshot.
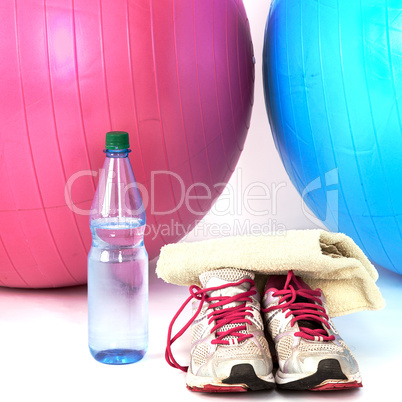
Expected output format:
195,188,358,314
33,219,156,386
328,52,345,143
90,147,145,221
104,148,131,158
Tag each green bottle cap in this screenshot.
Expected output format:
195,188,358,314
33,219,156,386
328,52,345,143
105,131,130,150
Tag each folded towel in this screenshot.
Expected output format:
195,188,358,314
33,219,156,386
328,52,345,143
156,229,385,317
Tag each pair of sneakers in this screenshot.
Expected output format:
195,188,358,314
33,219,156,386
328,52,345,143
166,268,362,392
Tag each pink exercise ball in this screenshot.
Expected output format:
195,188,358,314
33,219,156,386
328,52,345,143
0,0,254,288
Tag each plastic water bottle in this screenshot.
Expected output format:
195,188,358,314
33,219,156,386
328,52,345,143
87,131,148,365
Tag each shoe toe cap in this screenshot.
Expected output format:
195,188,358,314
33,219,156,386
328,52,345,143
283,348,359,377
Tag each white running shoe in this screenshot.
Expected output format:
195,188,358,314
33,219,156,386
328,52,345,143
166,268,275,392
262,270,363,391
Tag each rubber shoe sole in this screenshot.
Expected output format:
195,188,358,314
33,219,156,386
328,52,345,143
276,359,362,391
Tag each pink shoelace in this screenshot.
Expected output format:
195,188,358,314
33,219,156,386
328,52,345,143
262,271,335,342
166,278,257,372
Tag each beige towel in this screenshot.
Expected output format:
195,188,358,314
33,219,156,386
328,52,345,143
156,229,385,317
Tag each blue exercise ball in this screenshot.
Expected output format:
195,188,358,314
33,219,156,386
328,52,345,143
263,0,402,274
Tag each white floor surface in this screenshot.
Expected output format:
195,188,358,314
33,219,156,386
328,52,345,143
0,260,400,402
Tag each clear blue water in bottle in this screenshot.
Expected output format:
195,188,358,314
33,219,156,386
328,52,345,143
88,132,148,365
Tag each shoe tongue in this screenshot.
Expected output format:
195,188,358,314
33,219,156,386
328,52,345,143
294,295,324,331
268,272,326,332
199,269,254,342
199,268,254,290
270,271,311,291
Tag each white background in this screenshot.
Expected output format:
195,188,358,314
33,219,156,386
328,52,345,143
1,1,400,401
